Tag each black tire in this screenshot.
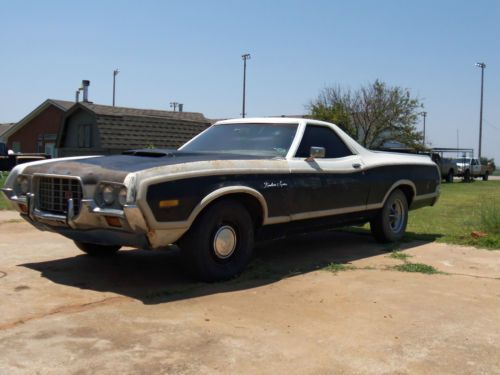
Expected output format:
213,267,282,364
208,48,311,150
179,199,254,282
74,241,121,256
370,189,408,243
464,169,471,183
445,170,454,183
483,172,489,181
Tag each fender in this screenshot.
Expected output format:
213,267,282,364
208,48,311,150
186,186,269,226
137,185,269,231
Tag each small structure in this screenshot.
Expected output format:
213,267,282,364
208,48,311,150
57,102,211,157
3,99,74,157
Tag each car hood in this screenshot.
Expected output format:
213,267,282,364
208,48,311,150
14,151,274,184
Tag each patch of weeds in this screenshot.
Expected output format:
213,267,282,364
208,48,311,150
479,201,500,235
324,263,356,273
389,251,412,261
393,262,441,274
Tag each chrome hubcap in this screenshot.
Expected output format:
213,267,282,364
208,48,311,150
388,199,405,233
213,225,237,259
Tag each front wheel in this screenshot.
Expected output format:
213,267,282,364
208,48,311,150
74,241,121,256
370,189,408,243
179,199,255,282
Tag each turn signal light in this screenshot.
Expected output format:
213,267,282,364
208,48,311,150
105,216,122,227
159,199,179,208
18,203,28,213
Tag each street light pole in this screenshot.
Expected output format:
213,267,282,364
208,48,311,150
421,111,427,146
476,62,486,160
113,69,120,107
241,53,251,118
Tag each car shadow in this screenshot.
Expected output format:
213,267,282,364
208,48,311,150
20,229,442,305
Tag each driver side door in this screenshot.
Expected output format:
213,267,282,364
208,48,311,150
287,124,370,220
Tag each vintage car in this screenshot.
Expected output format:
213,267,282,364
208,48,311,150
2,118,440,281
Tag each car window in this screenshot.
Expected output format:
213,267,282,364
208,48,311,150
181,123,298,157
295,125,353,158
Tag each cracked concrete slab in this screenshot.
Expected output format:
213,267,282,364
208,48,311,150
0,212,499,374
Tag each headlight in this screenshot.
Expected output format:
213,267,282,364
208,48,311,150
102,185,115,205
16,176,29,195
118,187,127,206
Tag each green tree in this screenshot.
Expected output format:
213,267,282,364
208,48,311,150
308,80,424,150
480,157,496,172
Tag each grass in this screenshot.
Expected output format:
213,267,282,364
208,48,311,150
407,181,500,249
324,263,356,273
393,263,440,274
349,181,500,250
389,251,412,261
0,173,9,210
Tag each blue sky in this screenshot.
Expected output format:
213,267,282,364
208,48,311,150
1,0,499,161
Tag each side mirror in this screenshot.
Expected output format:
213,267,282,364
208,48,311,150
306,146,325,161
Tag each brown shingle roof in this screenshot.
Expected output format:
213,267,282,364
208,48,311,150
50,99,75,111
96,115,209,149
80,102,208,123
0,123,15,138
64,102,211,150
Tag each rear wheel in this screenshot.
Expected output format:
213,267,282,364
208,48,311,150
179,199,255,282
74,241,121,256
483,172,489,181
370,189,408,243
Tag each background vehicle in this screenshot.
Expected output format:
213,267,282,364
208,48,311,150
455,157,489,181
431,153,457,183
0,142,50,171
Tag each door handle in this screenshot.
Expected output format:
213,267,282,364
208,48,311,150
352,163,362,169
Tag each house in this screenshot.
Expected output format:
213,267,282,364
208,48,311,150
3,99,74,157
57,102,212,157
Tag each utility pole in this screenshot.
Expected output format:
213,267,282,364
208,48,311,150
241,53,251,118
476,62,486,160
421,111,427,146
113,69,119,107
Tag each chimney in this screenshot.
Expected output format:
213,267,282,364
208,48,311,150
75,90,80,103
178,103,184,112
82,80,90,102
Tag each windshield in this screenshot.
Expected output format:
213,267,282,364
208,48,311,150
455,158,471,164
181,123,298,157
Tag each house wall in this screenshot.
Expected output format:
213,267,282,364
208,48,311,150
7,105,65,156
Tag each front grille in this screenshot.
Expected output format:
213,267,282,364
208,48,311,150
38,177,83,216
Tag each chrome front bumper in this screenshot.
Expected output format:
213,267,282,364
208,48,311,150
2,187,188,248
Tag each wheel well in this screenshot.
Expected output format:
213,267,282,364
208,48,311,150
395,185,414,206
197,193,264,229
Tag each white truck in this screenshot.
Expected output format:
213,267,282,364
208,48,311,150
455,157,490,181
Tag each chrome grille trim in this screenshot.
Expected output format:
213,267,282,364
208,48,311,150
37,177,83,216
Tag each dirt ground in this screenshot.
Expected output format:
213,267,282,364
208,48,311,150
0,211,499,375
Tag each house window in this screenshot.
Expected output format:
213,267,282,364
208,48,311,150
12,142,21,153
78,124,92,148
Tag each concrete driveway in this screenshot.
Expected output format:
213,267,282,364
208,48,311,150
0,212,499,374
